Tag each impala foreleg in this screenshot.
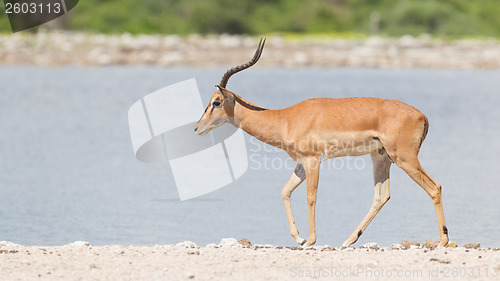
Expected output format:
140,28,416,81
281,164,306,245
303,158,320,247
343,150,392,247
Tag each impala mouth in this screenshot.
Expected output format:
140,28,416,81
194,125,209,136
196,129,209,136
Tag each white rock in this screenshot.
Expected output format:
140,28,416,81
68,241,91,247
219,238,241,248
410,245,420,249
391,243,402,249
175,241,197,248
362,242,379,249
154,244,173,248
253,244,274,248
205,243,219,248
0,241,20,248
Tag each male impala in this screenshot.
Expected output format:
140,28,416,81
194,38,449,247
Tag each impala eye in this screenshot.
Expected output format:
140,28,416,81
213,100,221,107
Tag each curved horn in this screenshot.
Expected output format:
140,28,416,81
219,37,266,88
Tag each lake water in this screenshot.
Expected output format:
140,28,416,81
0,66,499,247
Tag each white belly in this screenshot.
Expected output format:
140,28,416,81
320,132,383,160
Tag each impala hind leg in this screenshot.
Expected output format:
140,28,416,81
282,164,307,245
395,157,449,247
343,149,392,247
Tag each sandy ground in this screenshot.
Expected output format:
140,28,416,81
1,240,499,281
1,32,500,68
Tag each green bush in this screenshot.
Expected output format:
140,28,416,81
1,0,499,37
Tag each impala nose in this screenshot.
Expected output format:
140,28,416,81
194,126,198,133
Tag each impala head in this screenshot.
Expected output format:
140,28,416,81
194,37,266,136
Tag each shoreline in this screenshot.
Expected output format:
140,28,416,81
1,240,498,280
1,32,500,69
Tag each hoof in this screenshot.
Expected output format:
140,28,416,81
438,242,449,248
437,237,449,248
304,240,316,247
342,240,353,247
297,238,307,246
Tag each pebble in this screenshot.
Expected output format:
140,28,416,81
186,249,200,255
237,238,252,247
401,241,420,249
391,243,402,250
67,241,91,247
464,242,480,249
361,242,379,249
253,244,274,249
424,239,439,249
430,257,451,264
175,241,198,249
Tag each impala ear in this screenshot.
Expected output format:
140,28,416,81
215,85,226,96
216,85,232,100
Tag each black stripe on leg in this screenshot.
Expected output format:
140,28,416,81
294,163,306,180
357,230,362,238
443,226,448,235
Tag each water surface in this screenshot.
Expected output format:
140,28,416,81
0,66,499,247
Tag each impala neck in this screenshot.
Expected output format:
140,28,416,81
230,94,285,149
